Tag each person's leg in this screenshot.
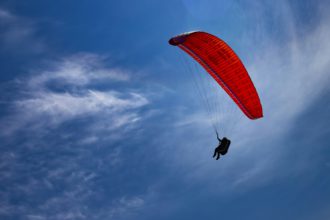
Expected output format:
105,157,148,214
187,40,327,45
213,148,217,158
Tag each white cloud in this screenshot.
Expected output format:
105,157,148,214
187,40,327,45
28,54,130,88
0,51,155,219
111,196,145,214
0,54,148,136
15,90,146,122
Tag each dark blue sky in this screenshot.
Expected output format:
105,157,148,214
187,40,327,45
1,1,330,219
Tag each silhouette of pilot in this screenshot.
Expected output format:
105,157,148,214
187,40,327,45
213,132,231,160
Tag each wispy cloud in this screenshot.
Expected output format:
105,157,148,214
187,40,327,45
0,53,148,136
106,196,145,219
27,54,130,88
0,7,45,53
0,52,153,219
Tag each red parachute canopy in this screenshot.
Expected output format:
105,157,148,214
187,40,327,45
169,31,263,119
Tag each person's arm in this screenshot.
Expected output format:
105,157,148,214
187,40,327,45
216,131,222,142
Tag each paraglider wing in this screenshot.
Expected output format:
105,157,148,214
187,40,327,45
169,31,263,119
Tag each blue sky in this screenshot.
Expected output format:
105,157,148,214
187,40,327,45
1,0,330,219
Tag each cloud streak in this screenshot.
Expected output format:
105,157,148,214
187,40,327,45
0,7,45,54
27,54,130,88
0,54,148,136
0,52,153,219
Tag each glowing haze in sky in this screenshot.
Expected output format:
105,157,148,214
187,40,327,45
0,0,330,219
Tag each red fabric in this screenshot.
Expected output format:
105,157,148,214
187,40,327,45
169,31,263,119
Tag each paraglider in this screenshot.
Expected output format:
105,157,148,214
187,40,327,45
169,31,263,159
213,131,231,160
